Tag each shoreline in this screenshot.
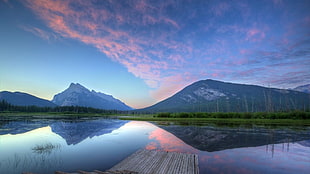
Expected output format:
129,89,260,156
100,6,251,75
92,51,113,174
1,112,310,126
119,116,310,126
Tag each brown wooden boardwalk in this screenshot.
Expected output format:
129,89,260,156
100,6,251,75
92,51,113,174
25,149,199,174
109,149,199,174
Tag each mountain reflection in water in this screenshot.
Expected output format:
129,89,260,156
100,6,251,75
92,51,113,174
0,117,309,174
155,123,310,152
50,119,128,145
0,118,144,174
153,122,310,174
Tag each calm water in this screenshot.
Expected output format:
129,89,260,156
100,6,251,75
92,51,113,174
0,116,309,174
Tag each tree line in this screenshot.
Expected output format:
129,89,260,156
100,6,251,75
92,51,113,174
156,111,310,119
0,100,127,114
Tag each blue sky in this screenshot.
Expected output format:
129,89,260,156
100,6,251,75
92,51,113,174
0,0,309,108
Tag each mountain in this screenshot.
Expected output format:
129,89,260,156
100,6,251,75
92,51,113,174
52,83,132,110
141,79,310,112
293,84,310,94
0,91,57,107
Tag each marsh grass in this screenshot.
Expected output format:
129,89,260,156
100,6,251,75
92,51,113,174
2,151,63,174
155,111,310,119
120,117,310,126
31,143,61,155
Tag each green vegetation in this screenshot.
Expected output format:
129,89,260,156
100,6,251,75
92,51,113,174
0,100,128,115
2,99,310,126
119,111,310,125
120,116,310,126
154,111,310,119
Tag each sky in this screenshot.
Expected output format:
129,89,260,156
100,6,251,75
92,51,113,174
0,0,309,109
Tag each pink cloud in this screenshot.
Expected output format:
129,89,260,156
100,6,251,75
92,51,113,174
211,73,220,78
22,0,191,91
23,0,187,91
218,25,268,44
134,0,158,15
168,55,186,66
281,38,289,45
143,15,158,25
240,49,250,55
150,73,198,102
209,71,227,78
161,17,180,29
212,2,230,16
234,58,248,65
238,68,263,76
20,0,307,106
21,26,59,41
246,28,266,42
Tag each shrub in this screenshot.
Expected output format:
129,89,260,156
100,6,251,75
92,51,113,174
157,112,171,117
241,113,252,119
178,112,190,118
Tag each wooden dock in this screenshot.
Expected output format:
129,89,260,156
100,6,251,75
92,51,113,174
109,149,199,174
30,149,199,174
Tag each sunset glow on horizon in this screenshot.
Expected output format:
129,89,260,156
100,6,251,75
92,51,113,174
1,0,309,108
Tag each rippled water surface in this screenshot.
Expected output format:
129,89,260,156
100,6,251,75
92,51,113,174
0,116,309,174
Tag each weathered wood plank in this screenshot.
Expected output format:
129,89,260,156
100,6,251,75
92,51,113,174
110,149,199,174
195,154,199,174
165,152,177,173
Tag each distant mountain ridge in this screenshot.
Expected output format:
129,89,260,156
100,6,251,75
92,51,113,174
1,80,309,112
141,79,310,112
0,91,56,107
52,83,132,110
293,84,310,94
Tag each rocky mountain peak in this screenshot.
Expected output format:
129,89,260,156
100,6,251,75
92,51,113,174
67,83,89,93
52,83,133,110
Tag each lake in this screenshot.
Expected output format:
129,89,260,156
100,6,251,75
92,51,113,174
0,116,309,174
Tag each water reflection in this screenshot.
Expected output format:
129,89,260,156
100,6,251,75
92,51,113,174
298,140,310,147
0,118,154,174
155,123,310,152
0,126,64,174
198,142,310,174
153,122,310,174
0,117,309,174
146,128,198,153
31,143,61,154
50,119,128,145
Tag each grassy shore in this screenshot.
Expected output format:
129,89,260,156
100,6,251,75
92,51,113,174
119,116,310,125
1,111,310,126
